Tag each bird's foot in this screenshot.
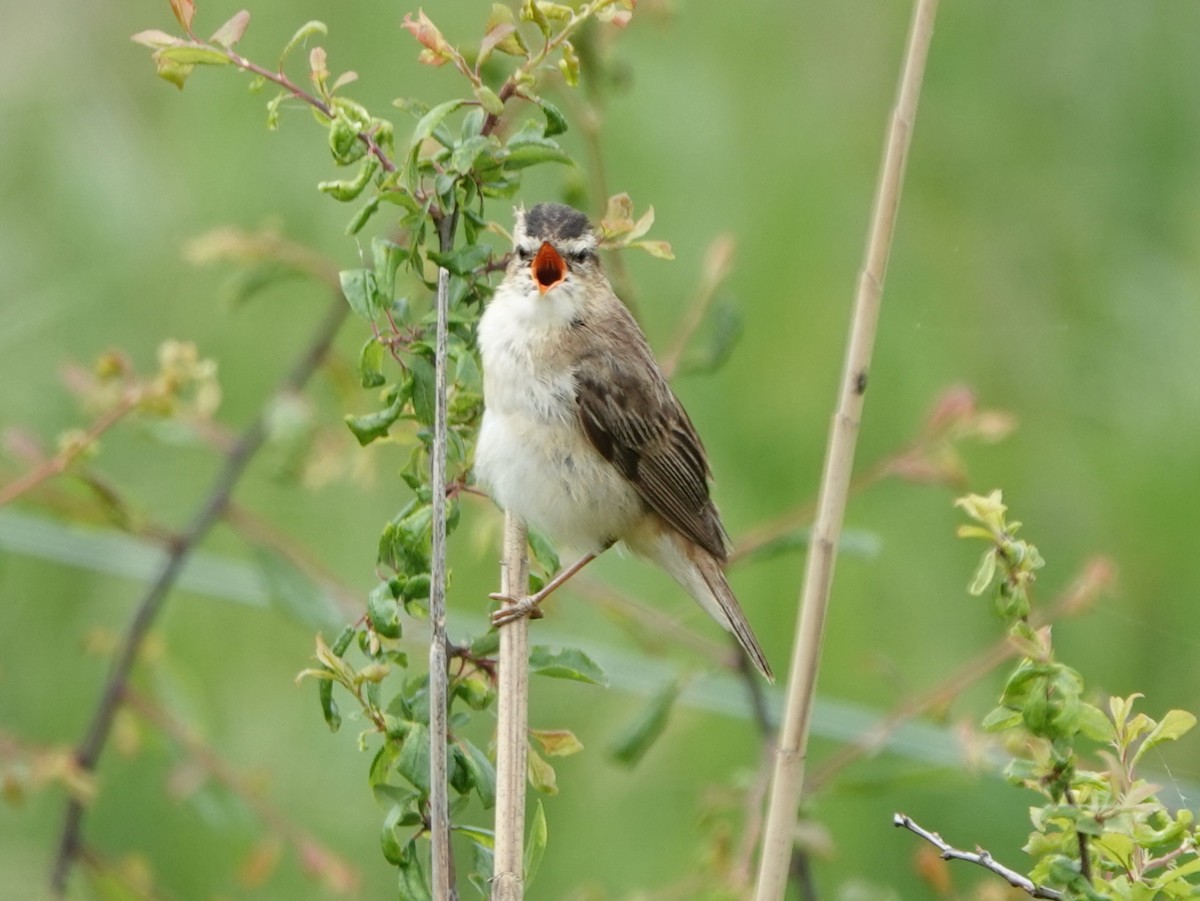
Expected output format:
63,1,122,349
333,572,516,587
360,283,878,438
489,592,546,626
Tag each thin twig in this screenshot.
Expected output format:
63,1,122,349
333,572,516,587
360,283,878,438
893,813,1064,899
491,513,530,901
752,3,940,899
49,294,348,896
0,392,139,507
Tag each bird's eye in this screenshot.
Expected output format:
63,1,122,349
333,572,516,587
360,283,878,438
567,250,592,265
515,246,534,262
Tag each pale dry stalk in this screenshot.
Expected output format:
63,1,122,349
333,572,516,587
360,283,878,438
752,2,940,899
491,514,530,900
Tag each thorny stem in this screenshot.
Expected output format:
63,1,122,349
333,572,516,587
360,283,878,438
49,294,348,897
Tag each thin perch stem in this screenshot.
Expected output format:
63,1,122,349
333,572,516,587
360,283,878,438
752,2,940,899
429,261,453,900
491,514,530,901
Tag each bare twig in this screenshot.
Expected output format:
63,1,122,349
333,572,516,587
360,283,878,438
894,813,1064,899
0,392,139,507
753,2,940,899
491,513,530,901
50,294,348,896
429,241,454,897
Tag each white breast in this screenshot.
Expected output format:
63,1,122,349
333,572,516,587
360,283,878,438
475,280,644,554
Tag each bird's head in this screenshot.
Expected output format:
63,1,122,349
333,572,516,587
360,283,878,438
510,203,601,298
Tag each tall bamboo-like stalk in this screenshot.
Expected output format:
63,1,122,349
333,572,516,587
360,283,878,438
753,2,940,898
491,514,530,901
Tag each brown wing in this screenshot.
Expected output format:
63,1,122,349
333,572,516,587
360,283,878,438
573,309,729,560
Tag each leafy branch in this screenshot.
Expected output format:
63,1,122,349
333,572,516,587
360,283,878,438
896,491,1200,900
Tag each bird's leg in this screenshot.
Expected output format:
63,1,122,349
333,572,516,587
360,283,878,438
490,552,598,627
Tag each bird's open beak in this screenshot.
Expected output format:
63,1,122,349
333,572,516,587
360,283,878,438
532,241,567,295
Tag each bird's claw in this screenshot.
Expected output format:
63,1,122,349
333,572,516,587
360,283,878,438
489,592,545,626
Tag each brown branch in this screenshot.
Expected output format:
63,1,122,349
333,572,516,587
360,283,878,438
50,293,348,896
894,813,1064,899
0,392,139,507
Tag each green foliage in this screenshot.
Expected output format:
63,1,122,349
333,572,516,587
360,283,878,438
956,491,1200,900
131,1,650,892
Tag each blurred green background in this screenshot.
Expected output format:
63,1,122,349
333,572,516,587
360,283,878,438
4,1,1200,899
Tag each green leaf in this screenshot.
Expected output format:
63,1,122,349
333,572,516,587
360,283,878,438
558,39,580,86
372,237,407,301
358,338,386,389
473,84,505,117
967,548,997,596
407,353,436,426
378,502,433,574
131,30,185,50
608,679,680,767
1133,709,1197,766
411,98,468,152
1077,702,1116,742
367,580,402,639
540,99,568,137
317,156,378,201
503,138,572,170
210,10,250,48
526,527,560,576
340,267,378,321
280,20,328,66
156,44,232,67
252,546,341,632
428,243,492,277
981,705,1022,733
346,195,382,235
396,722,431,793
457,739,497,809
450,134,494,175
524,800,548,886
527,748,557,795
318,676,340,732
395,837,432,900
345,392,404,446
528,646,608,686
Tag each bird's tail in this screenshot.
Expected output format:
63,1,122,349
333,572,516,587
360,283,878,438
644,529,774,682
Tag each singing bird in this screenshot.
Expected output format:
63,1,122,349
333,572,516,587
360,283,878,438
474,203,772,680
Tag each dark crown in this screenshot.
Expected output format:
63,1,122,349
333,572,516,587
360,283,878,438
523,203,593,241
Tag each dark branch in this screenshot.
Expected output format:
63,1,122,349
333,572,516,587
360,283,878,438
50,293,349,896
